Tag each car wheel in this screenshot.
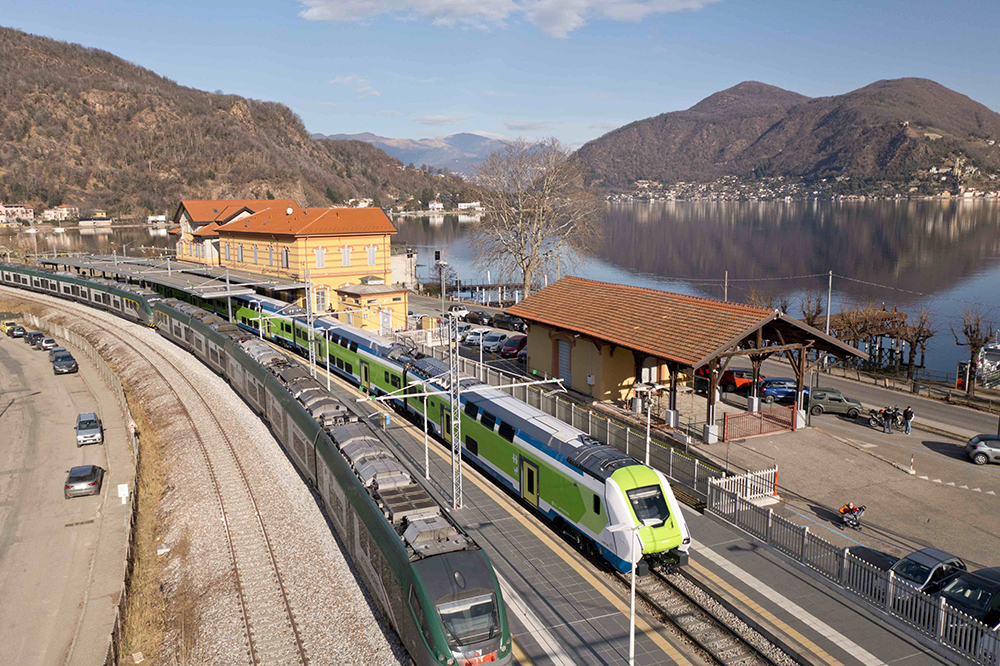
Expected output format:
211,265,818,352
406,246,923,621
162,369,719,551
763,395,775,404
723,382,736,393
847,408,859,419
974,453,989,465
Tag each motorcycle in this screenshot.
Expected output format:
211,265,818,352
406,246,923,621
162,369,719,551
868,406,904,430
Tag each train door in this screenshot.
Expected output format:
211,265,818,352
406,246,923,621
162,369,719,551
440,403,451,443
360,360,370,392
520,458,539,507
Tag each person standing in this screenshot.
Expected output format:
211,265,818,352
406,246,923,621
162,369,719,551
903,406,914,435
882,407,892,435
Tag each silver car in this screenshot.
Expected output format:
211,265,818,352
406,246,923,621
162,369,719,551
76,412,104,446
483,332,510,353
37,337,57,351
64,465,104,499
48,346,67,362
966,434,1000,465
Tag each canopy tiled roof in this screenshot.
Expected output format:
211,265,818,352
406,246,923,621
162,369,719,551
507,276,864,367
175,199,297,224
216,207,397,237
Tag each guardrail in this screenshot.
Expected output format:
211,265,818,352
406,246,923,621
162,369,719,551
707,482,1000,665
722,404,796,441
25,314,139,666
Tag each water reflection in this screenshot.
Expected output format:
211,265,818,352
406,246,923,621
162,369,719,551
0,225,174,257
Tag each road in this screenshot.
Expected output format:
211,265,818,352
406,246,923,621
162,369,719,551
0,332,116,665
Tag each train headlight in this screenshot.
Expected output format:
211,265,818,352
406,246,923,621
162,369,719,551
447,659,455,665
501,642,508,653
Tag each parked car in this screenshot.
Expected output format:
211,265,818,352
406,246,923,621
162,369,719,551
25,331,44,346
464,311,494,326
483,332,510,353
75,412,104,446
847,546,899,572
966,435,1000,466
64,465,104,499
1,320,17,334
808,389,862,418
720,368,758,393
37,337,57,351
935,568,1000,629
759,378,799,403
8,325,26,339
448,304,469,318
465,328,493,347
517,346,527,360
500,334,527,358
454,322,472,342
52,352,79,374
890,548,966,594
492,313,527,332
48,346,67,362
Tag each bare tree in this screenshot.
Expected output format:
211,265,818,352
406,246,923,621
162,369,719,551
901,309,935,379
952,307,995,397
744,288,789,313
472,138,600,297
799,291,824,329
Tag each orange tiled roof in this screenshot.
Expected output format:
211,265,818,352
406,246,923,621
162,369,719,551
192,225,222,237
507,276,778,368
167,226,182,235
215,207,397,237
176,199,298,224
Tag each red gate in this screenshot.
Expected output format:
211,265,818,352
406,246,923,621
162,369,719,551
723,403,797,441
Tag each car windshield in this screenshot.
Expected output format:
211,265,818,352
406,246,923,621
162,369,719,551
54,354,74,362
78,419,100,430
627,485,670,526
942,576,998,613
893,558,932,584
436,593,498,648
68,467,93,480
484,334,503,343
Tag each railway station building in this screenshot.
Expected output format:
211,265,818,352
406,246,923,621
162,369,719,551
172,198,297,266
508,277,865,442
213,204,405,331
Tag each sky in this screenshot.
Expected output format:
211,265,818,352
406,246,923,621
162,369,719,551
3,0,1000,147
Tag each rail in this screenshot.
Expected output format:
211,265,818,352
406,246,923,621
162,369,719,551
706,483,1000,666
24,314,140,666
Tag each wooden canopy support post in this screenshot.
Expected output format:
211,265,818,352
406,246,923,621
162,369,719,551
706,357,719,427
668,362,679,412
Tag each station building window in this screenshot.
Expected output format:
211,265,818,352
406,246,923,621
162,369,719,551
282,247,290,269
237,245,244,262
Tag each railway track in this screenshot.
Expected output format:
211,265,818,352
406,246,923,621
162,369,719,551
9,290,308,666
621,566,787,666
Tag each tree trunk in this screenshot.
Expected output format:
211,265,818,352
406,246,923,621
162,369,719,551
968,348,977,398
906,342,917,380
522,265,534,298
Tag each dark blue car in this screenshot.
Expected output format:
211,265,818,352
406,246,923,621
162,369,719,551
759,378,799,404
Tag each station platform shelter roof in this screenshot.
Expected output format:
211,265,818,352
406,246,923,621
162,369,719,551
38,256,306,300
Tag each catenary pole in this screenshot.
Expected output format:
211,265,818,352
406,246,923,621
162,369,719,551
724,271,728,302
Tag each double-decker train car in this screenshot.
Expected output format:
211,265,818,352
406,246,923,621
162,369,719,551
225,292,691,574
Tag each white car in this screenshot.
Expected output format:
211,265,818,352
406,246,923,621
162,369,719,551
483,332,510,353
448,304,470,318
465,328,493,347
455,322,472,341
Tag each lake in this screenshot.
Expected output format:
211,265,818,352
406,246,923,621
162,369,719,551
394,200,1000,377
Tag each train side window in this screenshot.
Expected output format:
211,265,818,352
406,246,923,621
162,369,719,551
336,358,344,369
345,362,353,375
480,411,497,431
390,375,401,389
350,341,358,353
330,333,340,345
465,436,479,456
340,338,349,348
464,402,479,419
593,495,601,515
498,421,516,442
409,587,432,644
384,371,390,383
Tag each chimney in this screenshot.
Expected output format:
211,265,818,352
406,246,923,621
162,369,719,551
286,207,293,215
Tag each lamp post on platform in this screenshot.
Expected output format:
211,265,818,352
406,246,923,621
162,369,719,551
635,383,667,466
608,523,639,666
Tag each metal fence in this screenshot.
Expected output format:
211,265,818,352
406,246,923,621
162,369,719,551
707,482,1000,665
711,468,779,502
722,404,796,441
26,314,140,666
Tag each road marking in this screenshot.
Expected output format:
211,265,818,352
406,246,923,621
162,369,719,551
946,481,956,486
511,640,533,666
847,438,878,449
960,484,969,489
496,571,573,666
918,475,929,480
691,541,886,666
973,488,982,492
989,491,997,496
933,479,942,483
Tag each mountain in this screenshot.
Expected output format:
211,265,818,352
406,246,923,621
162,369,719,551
576,79,1000,188
313,132,505,175
0,27,461,215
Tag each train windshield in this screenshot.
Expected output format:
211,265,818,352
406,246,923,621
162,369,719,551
627,485,670,527
436,593,498,648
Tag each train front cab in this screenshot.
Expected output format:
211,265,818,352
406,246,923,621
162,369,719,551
607,465,690,573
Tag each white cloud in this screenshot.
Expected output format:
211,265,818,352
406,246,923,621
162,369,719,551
299,0,718,37
505,120,553,131
330,75,380,96
414,115,471,125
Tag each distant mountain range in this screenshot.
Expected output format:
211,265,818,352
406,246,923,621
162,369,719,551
312,132,505,175
576,79,1000,188
0,27,461,214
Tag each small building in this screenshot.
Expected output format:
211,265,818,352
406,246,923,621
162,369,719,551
427,201,445,212
41,204,80,222
214,204,404,324
333,276,409,333
0,203,34,222
172,199,296,266
457,201,483,211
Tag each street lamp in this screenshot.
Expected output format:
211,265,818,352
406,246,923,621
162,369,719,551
608,522,640,666
634,383,667,466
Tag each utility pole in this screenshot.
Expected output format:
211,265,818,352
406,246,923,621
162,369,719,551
306,268,316,378
448,315,463,509
724,271,728,302
825,270,833,335
226,267,233,323
436,250,447,319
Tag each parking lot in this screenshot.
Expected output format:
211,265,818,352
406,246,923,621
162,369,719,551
0,323,119,665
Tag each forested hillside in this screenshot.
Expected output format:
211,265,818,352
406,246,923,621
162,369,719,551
0,27,461,215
